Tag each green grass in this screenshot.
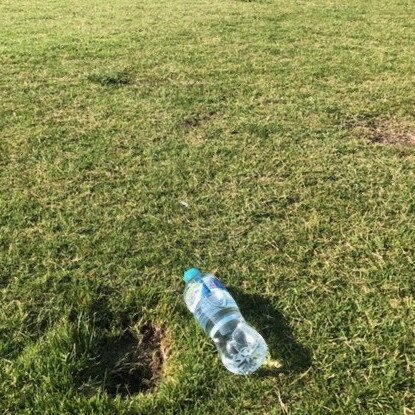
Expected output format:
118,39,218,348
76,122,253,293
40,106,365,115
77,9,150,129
1,0,415,413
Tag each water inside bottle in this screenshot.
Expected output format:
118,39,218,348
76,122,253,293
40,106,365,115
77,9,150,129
184,271,268,375
213,321,268,375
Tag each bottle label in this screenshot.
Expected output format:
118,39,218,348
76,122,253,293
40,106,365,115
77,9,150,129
185,282,204,313
185,275,239,332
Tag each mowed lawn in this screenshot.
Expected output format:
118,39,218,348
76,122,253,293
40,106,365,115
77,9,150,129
1,0,415,413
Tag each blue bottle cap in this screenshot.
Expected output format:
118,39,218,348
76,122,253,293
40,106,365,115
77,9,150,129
183,268,202,283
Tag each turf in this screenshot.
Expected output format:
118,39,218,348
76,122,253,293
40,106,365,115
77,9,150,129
1,0,415,413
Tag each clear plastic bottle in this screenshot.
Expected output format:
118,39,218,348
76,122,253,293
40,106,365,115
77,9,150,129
183,268,268,375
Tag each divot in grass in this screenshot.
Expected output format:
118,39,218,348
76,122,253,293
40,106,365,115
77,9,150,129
87,69,133,87
77,323,165,397
349,117,415,148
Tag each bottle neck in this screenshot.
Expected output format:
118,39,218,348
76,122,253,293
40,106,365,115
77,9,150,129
188,274,203,284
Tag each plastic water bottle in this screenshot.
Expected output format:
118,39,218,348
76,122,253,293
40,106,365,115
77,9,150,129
183,268,268,375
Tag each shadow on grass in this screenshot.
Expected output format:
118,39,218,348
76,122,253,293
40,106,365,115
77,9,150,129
230,288,312,376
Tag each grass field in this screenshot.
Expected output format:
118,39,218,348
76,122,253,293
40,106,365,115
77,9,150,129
1,0,415,413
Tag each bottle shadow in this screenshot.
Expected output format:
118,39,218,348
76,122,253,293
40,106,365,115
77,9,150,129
230,288,312,377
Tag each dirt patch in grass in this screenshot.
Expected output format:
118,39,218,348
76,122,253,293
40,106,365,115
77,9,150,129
87,69,133,87
237,0,271,3
77,323,166,397
348,117,415,148
183,110,218,129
